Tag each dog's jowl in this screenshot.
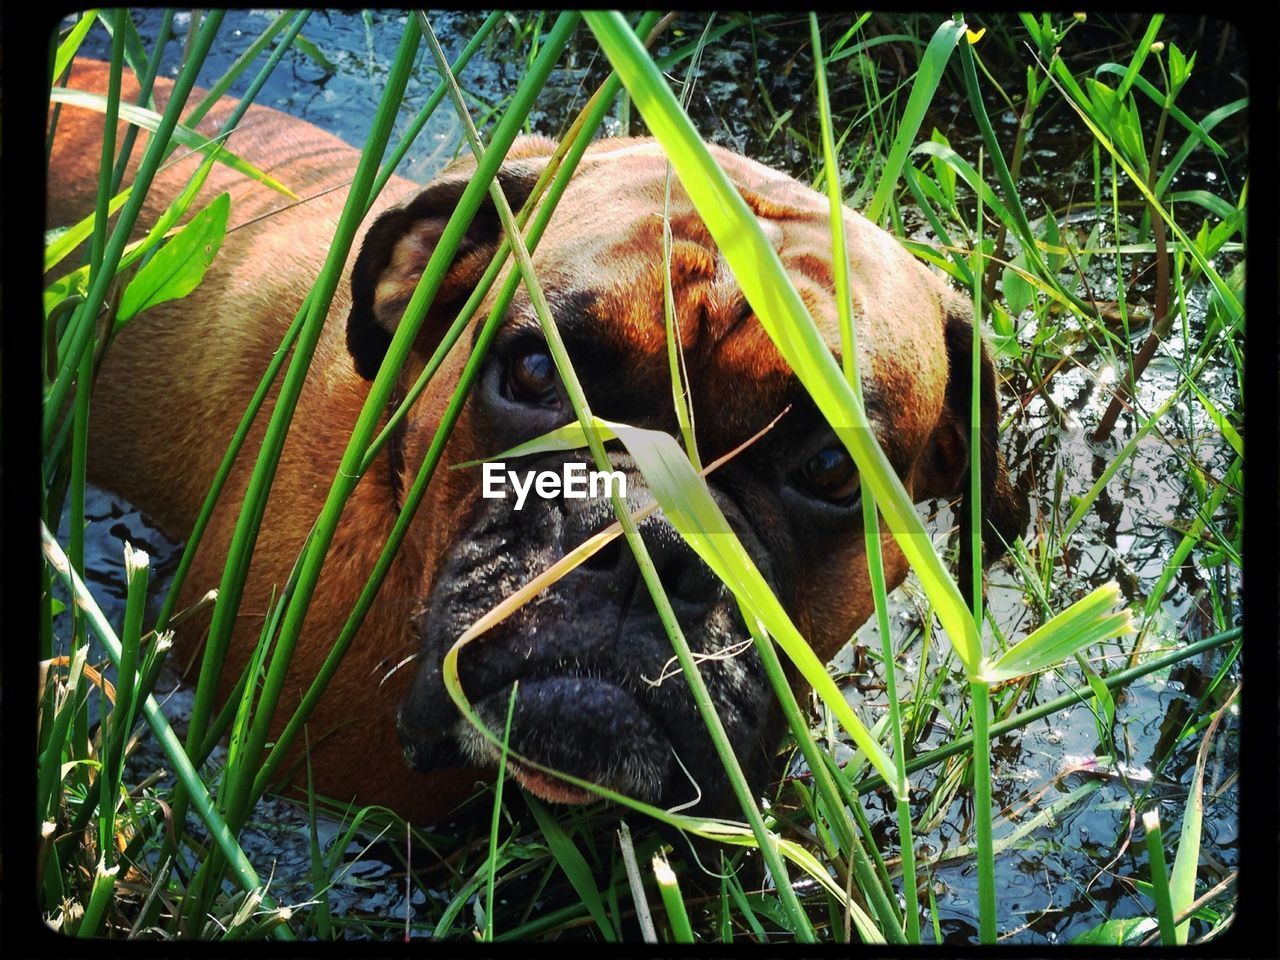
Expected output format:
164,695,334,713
49,59,1027,821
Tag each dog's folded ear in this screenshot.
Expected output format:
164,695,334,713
914,293,1029,590
346,143,554,379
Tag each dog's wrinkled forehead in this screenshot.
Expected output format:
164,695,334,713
504,140,949,445
532,141,829,367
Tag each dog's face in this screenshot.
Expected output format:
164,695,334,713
345,137,1026,814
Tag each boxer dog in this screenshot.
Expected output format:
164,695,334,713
47,59,1027,822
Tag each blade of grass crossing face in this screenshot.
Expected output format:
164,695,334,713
812,14,918,941
583,10,983,674
660,16,714,470
525,414,903,797
178,20,431,875
425,18,816,939
248,11,594,805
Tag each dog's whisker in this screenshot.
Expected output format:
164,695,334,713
664,747,704,816
378,652,419,687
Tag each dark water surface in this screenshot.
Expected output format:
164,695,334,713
66,10,1244,944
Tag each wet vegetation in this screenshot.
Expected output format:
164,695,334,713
40,9,1244,944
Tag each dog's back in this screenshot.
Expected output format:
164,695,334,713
45,60,470,819
47,59,418,535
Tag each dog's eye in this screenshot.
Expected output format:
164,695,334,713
795,447,859,505
506,349,559,404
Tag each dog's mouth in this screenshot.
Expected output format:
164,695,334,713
396,483,784,815
454,674,675,806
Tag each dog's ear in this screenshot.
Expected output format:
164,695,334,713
914,295,1029,594
346,150,551,379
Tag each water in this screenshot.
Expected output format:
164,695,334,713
65,10,1243,943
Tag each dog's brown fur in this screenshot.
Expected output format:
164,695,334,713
48,60,1024,822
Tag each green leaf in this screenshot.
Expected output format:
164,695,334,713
980,583,1134,683
1071,916,1157,945
1169,190,1238,222
1168,42,1189,90
453,420,619,469
928,128,956,206
866,18,967,224
53,10,100,82
1001,252,1033,316
1086,78,1121,133
524,794,618,942
1042,209,1064,274
117,193,229,323
1084,668,1116,730
49,87,298,199
292,33,337,73
1169,712,1218,943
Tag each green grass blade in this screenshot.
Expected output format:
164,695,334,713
116,192,228,323
44,186,132,271
485,685,519,942
1169,688,1236,943
524,794,618,942
48,88,298,198
1142,810,1179,944
852,627,1239,793
40,523,295,940
865,18,966,225
1115,15,1165,99
652,855,695,943
583,10,983,674
980,582,1135,682
52,10,100,82
183,10,294,128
